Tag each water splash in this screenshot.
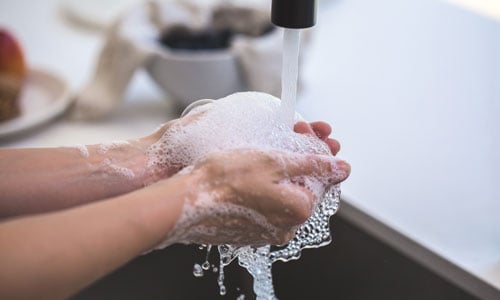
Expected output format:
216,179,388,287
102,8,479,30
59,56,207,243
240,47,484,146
193,185,341,299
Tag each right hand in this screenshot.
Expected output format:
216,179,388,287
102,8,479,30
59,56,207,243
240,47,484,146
166,148,350,247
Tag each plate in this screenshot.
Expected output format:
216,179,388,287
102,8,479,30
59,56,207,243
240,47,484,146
0,68,72,138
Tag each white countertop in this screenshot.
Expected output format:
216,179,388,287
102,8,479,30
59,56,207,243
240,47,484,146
1,0,499,297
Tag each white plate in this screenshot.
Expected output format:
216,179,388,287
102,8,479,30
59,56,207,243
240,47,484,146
0,68,72,138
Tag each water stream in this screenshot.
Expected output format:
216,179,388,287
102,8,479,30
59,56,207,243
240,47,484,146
280,29,301,128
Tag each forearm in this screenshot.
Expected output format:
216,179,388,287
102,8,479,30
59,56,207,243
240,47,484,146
0,136,168,218
0,173,191,300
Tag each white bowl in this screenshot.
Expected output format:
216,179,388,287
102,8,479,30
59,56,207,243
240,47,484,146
145,46,246,108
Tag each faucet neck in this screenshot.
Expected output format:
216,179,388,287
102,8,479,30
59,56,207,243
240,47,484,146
271,0,317,29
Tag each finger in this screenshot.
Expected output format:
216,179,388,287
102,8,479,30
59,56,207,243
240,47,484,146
310,121,332,140
281,153,351,184
325,138,341,155
179,109,207,126
293,121,314,135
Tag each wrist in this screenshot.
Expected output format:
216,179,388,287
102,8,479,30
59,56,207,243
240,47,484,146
92,121,184,191
136,127,178,185
82,138,154,193
128,169,203,250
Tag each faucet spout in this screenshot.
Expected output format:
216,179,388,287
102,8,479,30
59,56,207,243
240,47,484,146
271,0,317,29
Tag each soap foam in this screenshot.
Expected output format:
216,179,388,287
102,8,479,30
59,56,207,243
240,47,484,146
101,158,136,180
74,144,90,158
147,92,332,172
154,191,281,249
98,141,130,154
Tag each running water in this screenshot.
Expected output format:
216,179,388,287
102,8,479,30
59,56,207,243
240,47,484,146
280,29,301,128
188,29,342,299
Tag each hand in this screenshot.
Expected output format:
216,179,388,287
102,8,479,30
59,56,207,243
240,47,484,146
163,148,350,247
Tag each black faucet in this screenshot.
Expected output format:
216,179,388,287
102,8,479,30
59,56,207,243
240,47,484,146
271,0,317,29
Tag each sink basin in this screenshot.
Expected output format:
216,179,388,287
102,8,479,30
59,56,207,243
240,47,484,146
72,213,476,299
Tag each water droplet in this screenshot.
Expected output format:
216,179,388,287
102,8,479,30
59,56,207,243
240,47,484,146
219,285,227,296
193,264,204,278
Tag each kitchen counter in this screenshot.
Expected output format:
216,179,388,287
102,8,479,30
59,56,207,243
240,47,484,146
1,0,499,299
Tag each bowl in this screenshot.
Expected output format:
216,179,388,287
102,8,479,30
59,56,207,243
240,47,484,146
145,47,245,108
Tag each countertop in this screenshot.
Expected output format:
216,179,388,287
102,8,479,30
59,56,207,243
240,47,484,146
1,0,499,298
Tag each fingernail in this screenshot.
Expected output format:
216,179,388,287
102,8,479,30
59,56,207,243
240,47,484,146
333,159,351,181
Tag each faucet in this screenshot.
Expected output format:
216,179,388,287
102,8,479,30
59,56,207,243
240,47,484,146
271,0,317,28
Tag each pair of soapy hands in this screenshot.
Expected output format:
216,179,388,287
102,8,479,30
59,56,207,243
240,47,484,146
149,115,350,247
0,113,350,300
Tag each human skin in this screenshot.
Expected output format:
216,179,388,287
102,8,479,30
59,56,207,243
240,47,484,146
0,116,197,218
0,120,350,299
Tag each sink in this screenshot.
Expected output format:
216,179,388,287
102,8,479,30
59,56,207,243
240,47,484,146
72,213,477,299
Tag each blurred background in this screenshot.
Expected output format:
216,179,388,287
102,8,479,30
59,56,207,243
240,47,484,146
1,0,499,299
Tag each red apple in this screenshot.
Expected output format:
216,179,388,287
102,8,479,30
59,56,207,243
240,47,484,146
0,29,26,81
0,29,26,121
